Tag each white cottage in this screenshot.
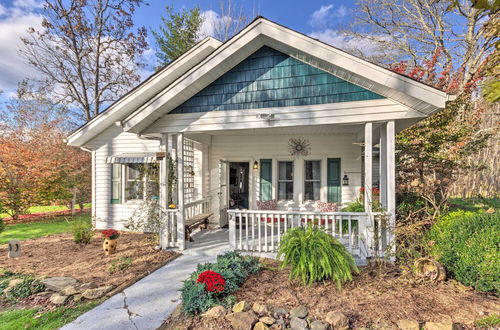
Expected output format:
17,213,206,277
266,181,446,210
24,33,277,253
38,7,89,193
67,17,454,261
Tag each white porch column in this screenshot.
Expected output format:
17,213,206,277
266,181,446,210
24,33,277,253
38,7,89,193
176,133,185,251
379,125,388,209
159,134,168,209
364,122,373,215
386,120,396,260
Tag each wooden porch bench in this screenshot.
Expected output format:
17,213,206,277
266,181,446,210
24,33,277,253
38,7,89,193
184,212,213,242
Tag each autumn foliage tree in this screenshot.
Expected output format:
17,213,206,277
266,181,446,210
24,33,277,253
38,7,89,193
0,83,91,219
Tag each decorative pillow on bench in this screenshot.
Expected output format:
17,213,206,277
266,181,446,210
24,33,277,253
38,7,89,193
256,199,278,211
316,200,338,212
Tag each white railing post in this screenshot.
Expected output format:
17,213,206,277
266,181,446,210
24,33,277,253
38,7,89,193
176,133,185,251
228,211,236,250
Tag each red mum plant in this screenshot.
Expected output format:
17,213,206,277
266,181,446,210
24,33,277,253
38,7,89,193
101,229,120,240
196,270,225,293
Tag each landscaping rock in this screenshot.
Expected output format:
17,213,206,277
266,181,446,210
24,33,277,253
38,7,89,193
259,316,276,325
425,316,458,330
397,319,420,330
325,311,349,330
272,306,288,318
41,277,77,292
253,302,270,315
73,294,83,303
290,316,308,330
50,293,69,305
310,320,329,330
202,305,226,318
233,300,251,313
290,305,308,319
226,311,258,330
81,285,113,300
254,321,270,330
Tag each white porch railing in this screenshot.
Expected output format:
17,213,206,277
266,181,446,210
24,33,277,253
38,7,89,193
184,198,212,220
159,208,179,248
159,198,213,250
227,210,387,261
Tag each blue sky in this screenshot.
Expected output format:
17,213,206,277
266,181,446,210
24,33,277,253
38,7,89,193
0,0,357,98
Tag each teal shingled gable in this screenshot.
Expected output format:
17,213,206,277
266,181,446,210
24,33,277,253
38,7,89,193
171,46,384,114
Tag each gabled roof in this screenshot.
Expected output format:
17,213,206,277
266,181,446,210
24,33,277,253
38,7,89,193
66,37,222,147
68,17,454,147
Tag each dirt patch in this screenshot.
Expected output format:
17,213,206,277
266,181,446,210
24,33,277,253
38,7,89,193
2,209,91,224
0,232,179,288
234,260,499,328
163,259,499,329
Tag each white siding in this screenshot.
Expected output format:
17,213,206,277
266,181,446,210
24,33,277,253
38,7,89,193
86,125,161,229
207,133,361,226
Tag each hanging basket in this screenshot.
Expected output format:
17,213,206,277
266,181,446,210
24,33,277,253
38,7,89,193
413,257,446,282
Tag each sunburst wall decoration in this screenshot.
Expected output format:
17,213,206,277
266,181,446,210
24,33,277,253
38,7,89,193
288,137,311,157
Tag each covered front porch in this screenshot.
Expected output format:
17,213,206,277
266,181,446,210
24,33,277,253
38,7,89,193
156,121,396,262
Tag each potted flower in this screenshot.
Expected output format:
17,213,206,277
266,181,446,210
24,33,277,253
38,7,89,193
101,229,120,255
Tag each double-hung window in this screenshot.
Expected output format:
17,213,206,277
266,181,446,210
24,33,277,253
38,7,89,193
277,161,293,200
304,160,321,201
111,163,159,203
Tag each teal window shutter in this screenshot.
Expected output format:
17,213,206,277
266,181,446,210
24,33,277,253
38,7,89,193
327,158,341,203
111,164,122,204
260,159,272,201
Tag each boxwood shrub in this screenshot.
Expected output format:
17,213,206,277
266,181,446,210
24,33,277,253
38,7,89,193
181,251,260,315
428,210,499,294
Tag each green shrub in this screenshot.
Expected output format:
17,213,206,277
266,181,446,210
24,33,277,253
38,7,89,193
181,252,260,315
428,210,499,293
341,200,365,212
109,257,133,274
475,314,500,328
0,219,5,234
278,225,359,287
71,220,93,244
6,277,45,301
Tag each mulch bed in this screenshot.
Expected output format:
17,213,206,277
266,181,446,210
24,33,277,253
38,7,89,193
2,208,91,224
164,259,499,329
0,232,179,288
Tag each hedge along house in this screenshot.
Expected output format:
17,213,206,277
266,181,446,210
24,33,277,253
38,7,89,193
67,17,454,261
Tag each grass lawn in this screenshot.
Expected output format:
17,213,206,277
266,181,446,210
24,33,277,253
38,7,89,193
0,204,91,219
0,300,102,330
449,197,499,212
0,214,91,244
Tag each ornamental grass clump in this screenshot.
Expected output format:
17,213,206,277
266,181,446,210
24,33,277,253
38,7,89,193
278,225,358,287
181,251,260,315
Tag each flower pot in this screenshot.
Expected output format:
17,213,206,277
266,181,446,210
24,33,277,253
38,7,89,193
103,238,117,255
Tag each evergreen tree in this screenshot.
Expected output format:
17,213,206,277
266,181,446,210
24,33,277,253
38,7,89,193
152,6,203,65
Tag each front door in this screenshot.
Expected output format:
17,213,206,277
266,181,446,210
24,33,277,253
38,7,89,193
228,162,249,209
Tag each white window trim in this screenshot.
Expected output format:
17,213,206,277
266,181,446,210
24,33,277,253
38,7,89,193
303,159,321,202
277,160,294,201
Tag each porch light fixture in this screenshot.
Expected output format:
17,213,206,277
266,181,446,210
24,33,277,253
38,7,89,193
342,174,349,186
253,161,259,170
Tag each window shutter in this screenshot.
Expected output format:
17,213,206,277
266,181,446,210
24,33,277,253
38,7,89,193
260,159,272,201
111,164,122,204
327,158,341,203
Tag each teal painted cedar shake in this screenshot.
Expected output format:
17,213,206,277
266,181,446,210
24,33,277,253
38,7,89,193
171,46,384,114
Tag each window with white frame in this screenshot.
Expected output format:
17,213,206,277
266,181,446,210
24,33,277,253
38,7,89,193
111,163,159,203
304,160,321,201
277,161,293,200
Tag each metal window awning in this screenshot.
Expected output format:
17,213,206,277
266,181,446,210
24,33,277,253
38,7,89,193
106,153,159,164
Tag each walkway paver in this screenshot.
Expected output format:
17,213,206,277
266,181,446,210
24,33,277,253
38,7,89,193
61,229,230,330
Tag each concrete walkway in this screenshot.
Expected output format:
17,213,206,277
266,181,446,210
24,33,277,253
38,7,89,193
61,229,231,330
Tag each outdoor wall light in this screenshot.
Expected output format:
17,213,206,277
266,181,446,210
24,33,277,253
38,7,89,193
253,161,259,170
342,174,349,186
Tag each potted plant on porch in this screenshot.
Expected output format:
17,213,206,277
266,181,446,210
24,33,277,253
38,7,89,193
101,229,120,255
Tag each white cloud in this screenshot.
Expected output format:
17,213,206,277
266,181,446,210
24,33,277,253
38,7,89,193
0,5,43,93
13,0,44,9
0,4,7,16
309,4,347,29
199,9,237,41
309,29,388,57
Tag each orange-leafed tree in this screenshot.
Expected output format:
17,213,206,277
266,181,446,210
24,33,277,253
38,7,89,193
0,82,91,219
